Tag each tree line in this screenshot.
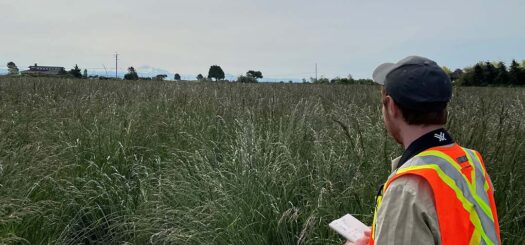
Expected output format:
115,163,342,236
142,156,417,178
2,62,371,84
444,59,525,86
5,59,525,86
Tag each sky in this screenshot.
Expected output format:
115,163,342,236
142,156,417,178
1,0,524,80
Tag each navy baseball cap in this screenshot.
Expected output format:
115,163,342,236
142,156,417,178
372,56,452,112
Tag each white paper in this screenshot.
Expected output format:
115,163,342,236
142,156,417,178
329,214,369,242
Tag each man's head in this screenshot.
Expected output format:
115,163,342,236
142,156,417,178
373,56,452,144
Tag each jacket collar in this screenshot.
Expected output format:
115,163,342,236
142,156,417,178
392,128,454,171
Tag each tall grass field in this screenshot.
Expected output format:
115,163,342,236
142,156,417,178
0,77,524,244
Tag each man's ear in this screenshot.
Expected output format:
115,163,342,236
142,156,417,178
385,96,400,119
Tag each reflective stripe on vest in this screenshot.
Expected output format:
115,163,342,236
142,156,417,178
370,145,500,245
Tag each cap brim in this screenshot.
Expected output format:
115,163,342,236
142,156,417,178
372,62,395,85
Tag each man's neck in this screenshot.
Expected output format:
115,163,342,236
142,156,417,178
400,124,444,149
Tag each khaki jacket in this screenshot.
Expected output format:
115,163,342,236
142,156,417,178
373,157,441,245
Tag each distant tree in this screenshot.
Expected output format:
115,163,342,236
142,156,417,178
155,74,168,81
124,66,139,80
494,62,509,85
331,77,351,84
509,60,522,85
246,70,263,80
457,67,473,86
482,62,497,85
471,63,484,86
331,74,358,84
511,60,525,86
312,77,329,84
196,74,204,81
237,75,257,83
83,69,88,78
450,69,463,82
174,73,181,81
69,64,82,78
7,62,19,76
354,79,374,85
207,65,225,81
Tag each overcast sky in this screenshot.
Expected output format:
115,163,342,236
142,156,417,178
1,0,524,79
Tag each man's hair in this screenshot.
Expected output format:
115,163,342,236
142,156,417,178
382,89,448,125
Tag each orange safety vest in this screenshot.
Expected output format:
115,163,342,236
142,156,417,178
370,144,501,245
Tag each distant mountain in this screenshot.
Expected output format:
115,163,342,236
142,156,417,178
135,66,174,79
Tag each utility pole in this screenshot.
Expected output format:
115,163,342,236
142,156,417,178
315,63,318,82
114,52,119,79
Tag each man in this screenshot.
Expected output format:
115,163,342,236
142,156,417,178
347,56,501,245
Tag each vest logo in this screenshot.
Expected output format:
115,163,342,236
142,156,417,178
434,132,446,142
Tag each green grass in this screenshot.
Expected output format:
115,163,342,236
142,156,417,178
0,77,523,244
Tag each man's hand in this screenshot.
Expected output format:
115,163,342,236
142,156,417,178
344,228,371,245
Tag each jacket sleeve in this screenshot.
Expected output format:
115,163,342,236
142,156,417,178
374,175,441,245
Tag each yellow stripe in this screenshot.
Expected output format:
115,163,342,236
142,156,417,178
418,150,465,178
469,229,482,245
371,195,382,239
469,151,491,192
471,150,488,175
462,148,494,221
397,164,493,245
464,149,477,193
